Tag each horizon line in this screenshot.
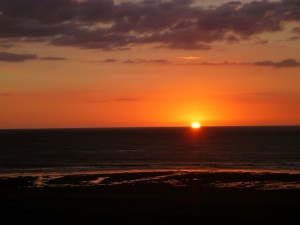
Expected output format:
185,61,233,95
1,125,300,131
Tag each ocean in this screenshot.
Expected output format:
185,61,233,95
0,126,299,175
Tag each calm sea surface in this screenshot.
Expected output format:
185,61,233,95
0,127,299,174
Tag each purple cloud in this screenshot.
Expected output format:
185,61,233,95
292,27,300,34
255,59,300,68
0,51,37,62
288,36,300,41
40,56,67,60
186,61,248,66
103,58,118,63
0,43,14,49
123,59,170,64
121,57,300,69
0,0,299,50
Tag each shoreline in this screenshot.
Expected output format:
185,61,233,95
1,169,300,190
1,170,299,224
1,167,300,177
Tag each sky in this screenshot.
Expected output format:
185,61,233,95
0,0,300,128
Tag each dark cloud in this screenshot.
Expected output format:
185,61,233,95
226,34,240,43
0,52,67,62
254,37,269,45
85,97,139,103
255,59,300,68
288,36,299,41
123,59,135,64
292,27,300,34
0,92,12,97
78,0,115,21
40,56,67,60
83,58,118,63
0,0,299,50
187,61,247,66
0,43,14,48
0,0,77,25
123,59,170,64
115,57,300,68
103,58,118,63
0,51,37,62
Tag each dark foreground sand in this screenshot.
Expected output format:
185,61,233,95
0,171,299,225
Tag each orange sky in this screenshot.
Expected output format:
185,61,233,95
0,0,300,128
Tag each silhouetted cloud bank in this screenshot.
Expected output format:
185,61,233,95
0,51,37,62
0,0,299,50
40,56,67,61
255,59,300,67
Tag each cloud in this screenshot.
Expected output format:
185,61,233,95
255,59,300,68
85,97,139,103
123,59,170,64
253,37,269,45
292,27,300,34
82,58,118,63
40,56,67,60
0,92,12,97
0,43,14,49
104,57,300,68
103,58,118,63
288,36,300,41
0,51,37,62
188,60,247,66
0,0,299,50
0,52,68,62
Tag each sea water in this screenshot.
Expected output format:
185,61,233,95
0,126,299,174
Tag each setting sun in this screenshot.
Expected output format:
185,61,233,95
191,122,201,129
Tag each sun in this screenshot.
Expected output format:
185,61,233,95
191,122,201,129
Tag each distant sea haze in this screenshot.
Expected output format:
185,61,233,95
0,126,299,175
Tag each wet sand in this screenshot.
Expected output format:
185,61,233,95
0,171,299,224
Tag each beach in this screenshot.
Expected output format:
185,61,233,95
1,170,299,225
